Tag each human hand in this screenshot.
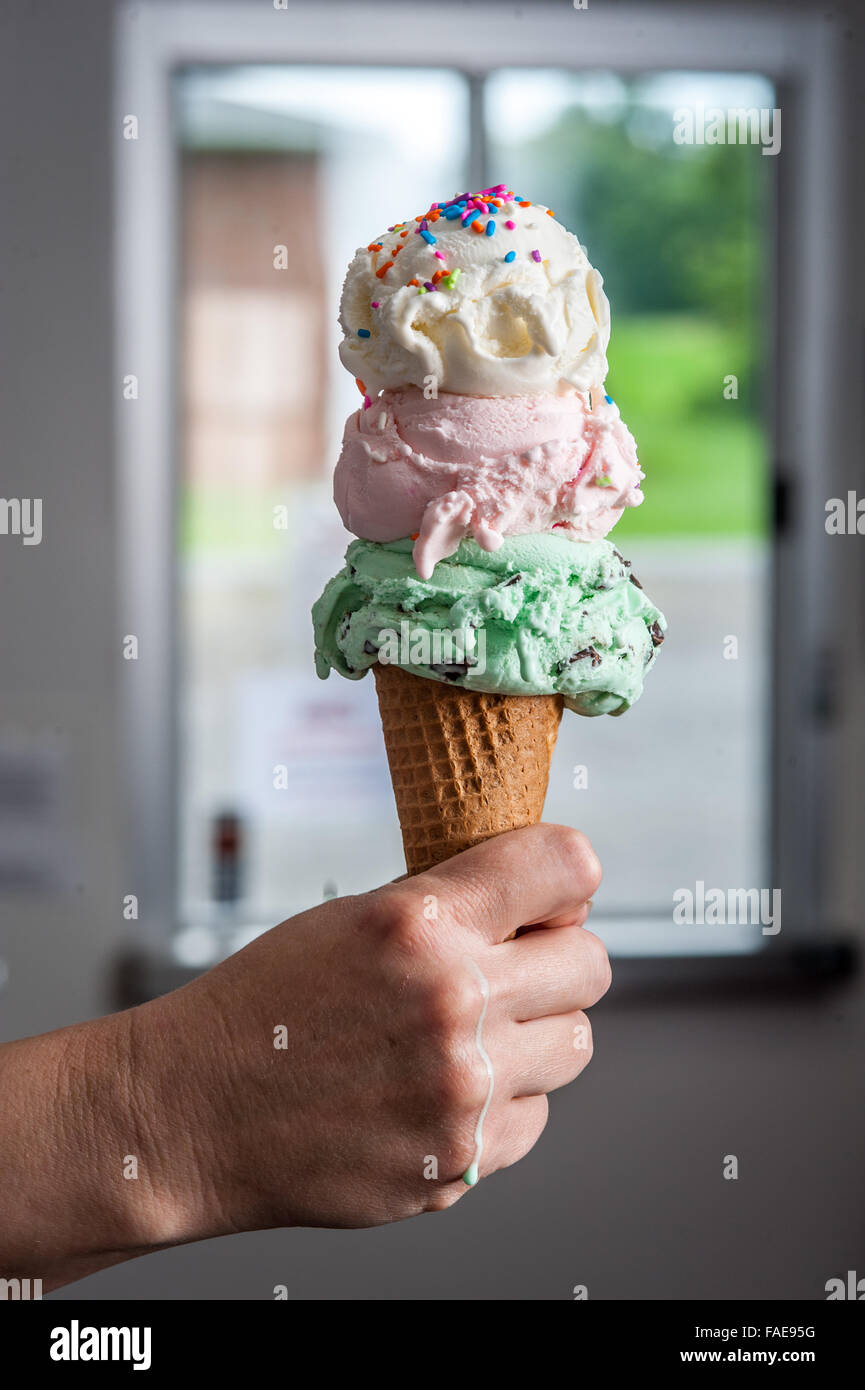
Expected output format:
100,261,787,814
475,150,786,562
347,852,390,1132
127,824,608,1244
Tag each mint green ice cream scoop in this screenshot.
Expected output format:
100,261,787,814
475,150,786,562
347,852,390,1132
312,533,665,716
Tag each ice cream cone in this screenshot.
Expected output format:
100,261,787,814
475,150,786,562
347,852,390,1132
313,188,667,894
373,662,563,877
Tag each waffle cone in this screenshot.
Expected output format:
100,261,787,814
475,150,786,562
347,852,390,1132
373,662,563,877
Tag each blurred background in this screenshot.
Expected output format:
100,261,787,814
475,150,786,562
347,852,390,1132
175,62,771,950
1,0,864,1300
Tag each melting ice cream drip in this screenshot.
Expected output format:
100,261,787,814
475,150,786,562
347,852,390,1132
461,956,494,1187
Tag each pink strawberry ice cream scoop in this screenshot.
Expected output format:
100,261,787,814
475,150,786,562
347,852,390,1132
333,387,644,580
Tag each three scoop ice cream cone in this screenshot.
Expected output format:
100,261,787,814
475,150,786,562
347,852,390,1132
313,185,666,874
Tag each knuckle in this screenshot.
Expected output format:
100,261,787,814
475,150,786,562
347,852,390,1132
419,973,473,1042
547,826,603,896
446,969,484,1026
572,1012,594,1069
547,823,584,858
422,985,489,1114
532,1094,550,1141
495,1096,550,1174
580,931,612,1001
517,1096,550,1159
573,831,603,896
365,888,421,948
428,1042,490,1117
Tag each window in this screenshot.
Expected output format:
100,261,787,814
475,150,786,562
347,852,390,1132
172,62,771,959
486,69,773,952
175,68,470,955
117,5,827,966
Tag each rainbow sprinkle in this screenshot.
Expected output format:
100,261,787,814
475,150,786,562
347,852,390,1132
357,328,370,338
363,189,552,298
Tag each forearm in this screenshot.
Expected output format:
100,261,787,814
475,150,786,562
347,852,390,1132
0,829,607,1292
0,1011,176,1291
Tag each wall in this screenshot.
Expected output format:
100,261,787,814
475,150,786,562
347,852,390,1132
0,0,122,1037
1,0,863,1302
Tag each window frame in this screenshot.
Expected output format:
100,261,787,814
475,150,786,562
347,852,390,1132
115,0,844,959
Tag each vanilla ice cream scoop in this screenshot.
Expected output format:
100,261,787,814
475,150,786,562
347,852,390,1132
338,185,611,398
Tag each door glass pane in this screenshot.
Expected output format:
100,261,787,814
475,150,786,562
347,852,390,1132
175,67,469,953
175,63,772,959
487,70,773,952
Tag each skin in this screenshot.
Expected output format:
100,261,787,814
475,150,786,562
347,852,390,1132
0,824,608,1293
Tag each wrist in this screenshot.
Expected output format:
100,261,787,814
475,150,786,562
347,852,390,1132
0,992,236,1291
0,1013,168,1283
53,1009,191,1262
119,989,233,1251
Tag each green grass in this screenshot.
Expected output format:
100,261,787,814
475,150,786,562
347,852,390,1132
180,486,288,556
607,314,768,539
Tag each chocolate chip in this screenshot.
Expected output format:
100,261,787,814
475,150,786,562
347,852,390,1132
501,573,523,587
558,644,603,671
612,549,630,568
429,662,472,680
650,621,665,647
629,572,643,590
363,640,379,655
